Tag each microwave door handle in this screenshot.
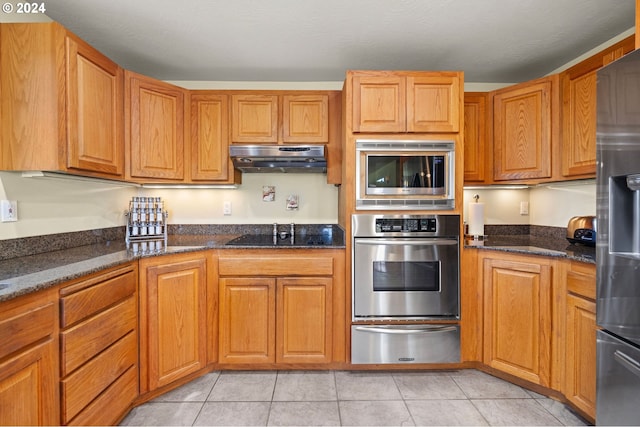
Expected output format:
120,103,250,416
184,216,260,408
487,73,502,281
354,326,458,334
355,238,458,246
614,350,640,379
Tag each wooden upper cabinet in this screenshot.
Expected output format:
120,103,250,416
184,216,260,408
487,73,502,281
493,75,558,182
0,23,124,179
282,95,329,143
125,71,185,181
350,71,461,133
407,75,460,133
231,94,279,143
352,75,406,132
561,35,634,178
463,93,490,183
231,93,329,144
190,92,230,181
66,34,124,177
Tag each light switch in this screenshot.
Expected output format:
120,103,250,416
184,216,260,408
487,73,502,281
519,201,529,215
1,200,18,222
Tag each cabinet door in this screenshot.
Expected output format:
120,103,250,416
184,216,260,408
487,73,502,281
0,23,65,171
218,277,275,364
483,257,552,386
0,289,58,426
463,93,489,183
560,36,634,178
0,340,58,426
282,95,329,143
141,256,207,391
561,70,598,177
190,93,230,181
66,34,124,177
231,95,278,143
407,74,460,133
126,71,185,180
565,293,596,419
493,77,554,181
276,278,332,364
352,75,406,132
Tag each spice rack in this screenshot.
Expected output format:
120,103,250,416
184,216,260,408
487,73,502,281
125,197,168,252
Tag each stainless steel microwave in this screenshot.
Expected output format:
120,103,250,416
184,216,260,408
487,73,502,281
355,139,455,210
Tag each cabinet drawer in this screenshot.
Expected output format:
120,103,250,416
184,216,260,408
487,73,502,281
61,295,136,376
62,331,137,423
566,262,596,300
0,300,55,361
60,265,136,327
219,256,334,276
67,364,137,426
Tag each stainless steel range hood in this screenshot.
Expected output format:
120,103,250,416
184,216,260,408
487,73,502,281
230,145,327,173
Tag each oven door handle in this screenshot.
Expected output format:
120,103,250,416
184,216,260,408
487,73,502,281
353,326,458,334
355,238,458,246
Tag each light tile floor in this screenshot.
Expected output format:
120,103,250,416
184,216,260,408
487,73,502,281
120,369,589,426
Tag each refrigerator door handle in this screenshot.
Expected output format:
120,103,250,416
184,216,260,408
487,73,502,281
614,349,640,379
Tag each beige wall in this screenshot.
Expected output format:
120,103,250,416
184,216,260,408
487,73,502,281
0,172,338,239
462,180,596,229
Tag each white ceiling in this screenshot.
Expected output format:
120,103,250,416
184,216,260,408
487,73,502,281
43,0,635,84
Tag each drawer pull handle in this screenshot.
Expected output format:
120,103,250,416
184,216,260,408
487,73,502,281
354,326,457,334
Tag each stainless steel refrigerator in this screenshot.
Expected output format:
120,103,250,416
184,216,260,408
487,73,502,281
596,48,640,425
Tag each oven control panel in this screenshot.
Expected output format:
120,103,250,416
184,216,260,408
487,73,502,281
375,218,437,233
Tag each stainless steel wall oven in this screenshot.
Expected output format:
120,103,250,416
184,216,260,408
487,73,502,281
351,214,460,364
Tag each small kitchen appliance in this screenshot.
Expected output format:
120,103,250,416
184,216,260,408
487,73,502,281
566,215,596,246
355,139,456,210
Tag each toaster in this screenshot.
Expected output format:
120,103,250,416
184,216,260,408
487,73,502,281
566,216,597,246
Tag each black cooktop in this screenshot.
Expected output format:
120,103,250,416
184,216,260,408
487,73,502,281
225,234,333,247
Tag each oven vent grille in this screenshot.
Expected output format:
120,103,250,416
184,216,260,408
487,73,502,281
357,199,455,210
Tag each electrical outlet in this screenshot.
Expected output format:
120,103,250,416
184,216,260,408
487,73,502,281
223,201,232,215
1,200,18,222
519,201,529,215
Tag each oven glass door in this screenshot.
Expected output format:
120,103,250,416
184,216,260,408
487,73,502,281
365,153,447,196
353,237,459,319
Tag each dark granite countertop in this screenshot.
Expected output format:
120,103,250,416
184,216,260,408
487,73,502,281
0,225,346,303
465,234,595,264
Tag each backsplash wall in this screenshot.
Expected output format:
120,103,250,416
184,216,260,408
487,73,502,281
0,171,338,240
1,166,595,240
462,179,595,229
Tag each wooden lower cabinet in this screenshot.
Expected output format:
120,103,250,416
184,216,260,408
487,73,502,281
563,262,597,420
277,277,332,364
218,276,333,365
482,254,552,387
139,251,212,393
218,277,276,364
59,263,138,426
0,288,59,426
217,250,343,366
475,250,598,421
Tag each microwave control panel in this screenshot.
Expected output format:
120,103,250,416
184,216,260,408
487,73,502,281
375,218,437,233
